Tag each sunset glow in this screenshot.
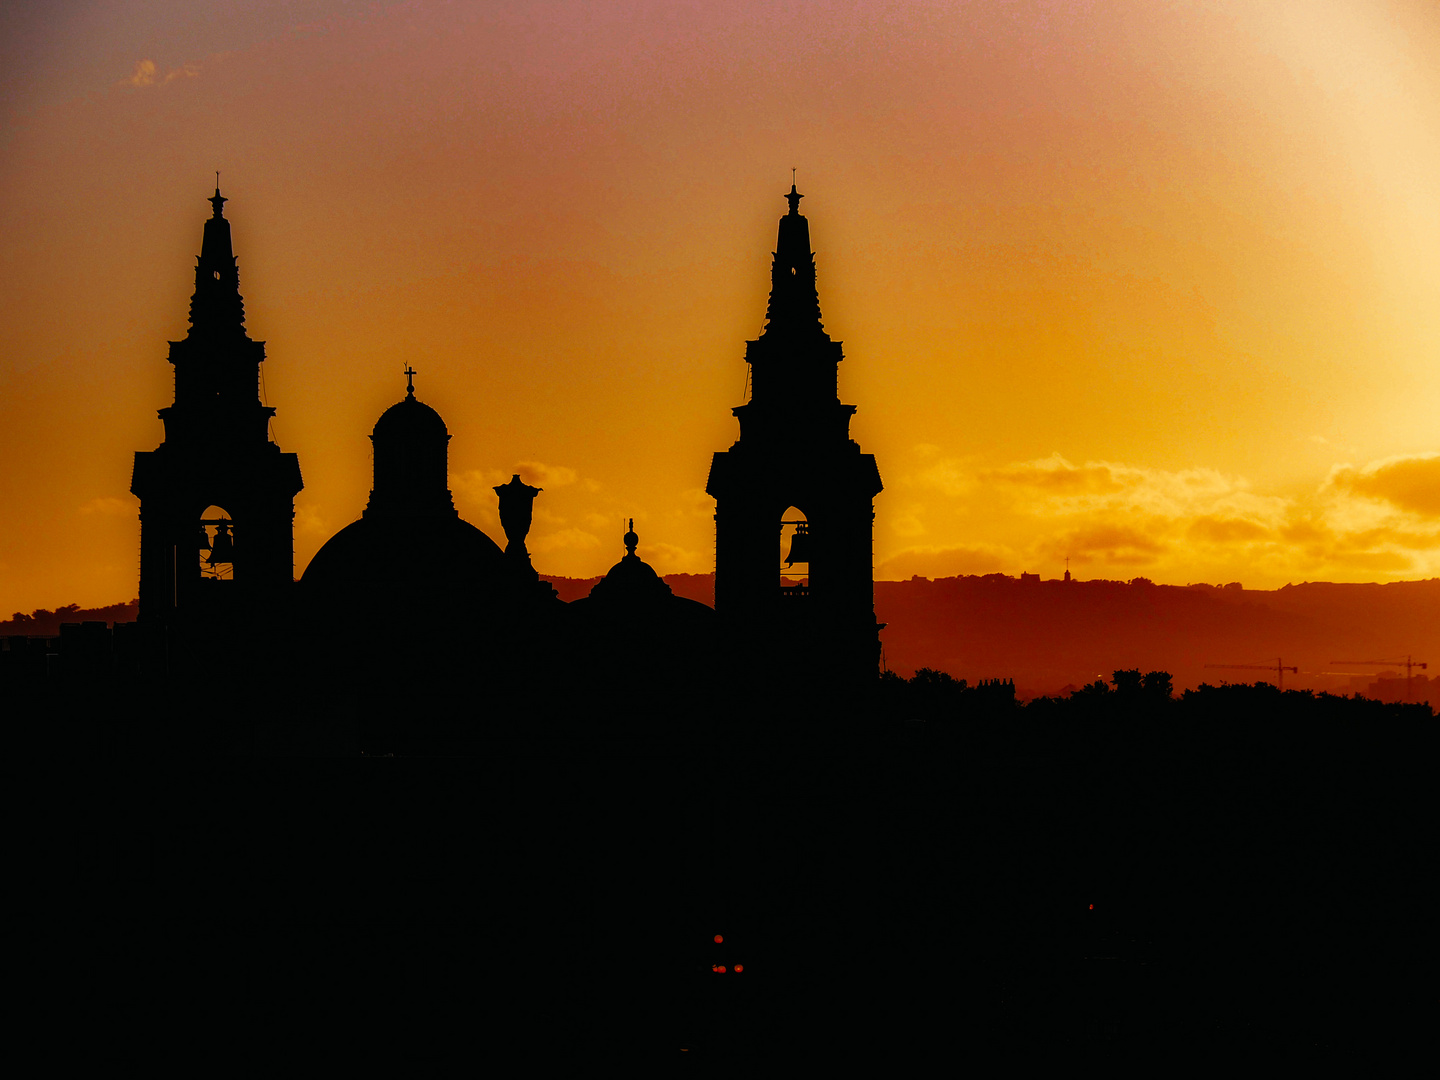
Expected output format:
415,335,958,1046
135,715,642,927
3,1,1439,613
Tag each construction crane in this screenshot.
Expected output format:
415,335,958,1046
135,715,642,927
1329,656,1429,702
1204,658,1299,692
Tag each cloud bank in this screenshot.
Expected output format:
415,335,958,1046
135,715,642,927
880,450,1440,584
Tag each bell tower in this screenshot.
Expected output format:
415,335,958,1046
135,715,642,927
706,184,883,686
131,186,303,634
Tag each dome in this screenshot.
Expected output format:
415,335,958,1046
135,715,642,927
589,554,673,605
301,514,504,605
373,392,448,444
586,521,674,606
366,382,455,520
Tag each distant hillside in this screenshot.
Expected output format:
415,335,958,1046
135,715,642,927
875,575,1440,700
1,600,138,636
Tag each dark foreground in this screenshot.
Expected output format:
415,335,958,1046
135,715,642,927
20,677,1432,1060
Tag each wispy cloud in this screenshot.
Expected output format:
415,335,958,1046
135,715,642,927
452,467,509,505
79,497,130,516
528,527,601,554
117,59,200,89
294,504,330,539
514,460,578,488
120,59,158,87
1325,453,1440,518
636,540,708,574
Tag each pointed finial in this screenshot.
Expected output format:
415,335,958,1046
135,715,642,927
209,174,227,219
623,518,638,557
785,171,803,216
403,365,417,397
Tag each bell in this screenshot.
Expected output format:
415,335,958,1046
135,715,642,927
207,522,235,565
197,528,211,552
784,522,813,566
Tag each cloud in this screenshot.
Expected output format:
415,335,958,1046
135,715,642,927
1316,546,1415,572
909,456,976,497
915,452,1284,527
529,527,601,554
636,540,709,575
982,454,1280,522
673,488,713,518
118,59,199,89
889,503,928,539
986,455,1127,497
1186,515,1272,544
451,468,509,504
584,512,622,532
514,461,578,488
1037,523,1169,565
1337,524,1440,554
1325,453,1440,518
120,59,157,87
79,497,130,516
454,462,581,497
294,504,330,539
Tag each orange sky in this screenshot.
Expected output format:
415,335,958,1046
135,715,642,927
3,0,1440,614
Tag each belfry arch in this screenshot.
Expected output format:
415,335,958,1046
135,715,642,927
198,506,234,580
779,506,810,593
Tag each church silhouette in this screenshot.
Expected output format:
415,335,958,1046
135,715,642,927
119,181,884,752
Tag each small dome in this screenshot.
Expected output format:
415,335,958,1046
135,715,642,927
587,521,673,606
366,384,455,520
590,554,672,604
372,393,448,444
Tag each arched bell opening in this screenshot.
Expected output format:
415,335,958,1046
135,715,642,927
198,505,236,580
779,506,810,597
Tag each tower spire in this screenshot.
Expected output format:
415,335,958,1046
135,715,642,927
706,184,885,694
764,180,823,338
132,190,303,634
190,184,245,337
